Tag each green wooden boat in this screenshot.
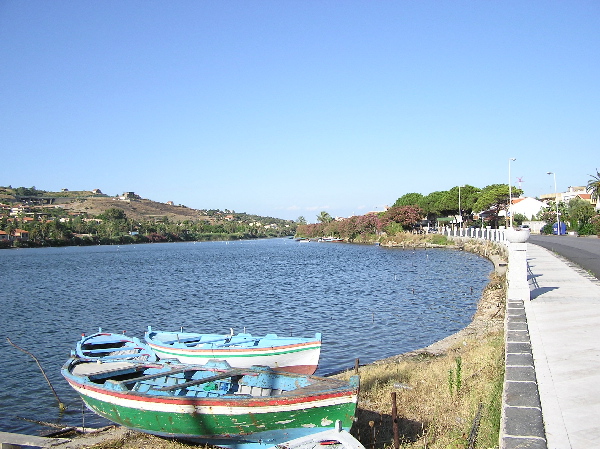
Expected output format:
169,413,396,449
62,358,359,448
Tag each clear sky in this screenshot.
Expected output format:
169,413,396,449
1,1,598,222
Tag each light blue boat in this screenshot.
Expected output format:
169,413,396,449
145,326,322,374
76,328,157,362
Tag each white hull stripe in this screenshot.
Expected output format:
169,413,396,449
148,344,321,357
70,382,356,415
151,352,320,367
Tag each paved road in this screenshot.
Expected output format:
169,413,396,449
528,234,600,280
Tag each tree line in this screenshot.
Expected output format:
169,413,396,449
297,178,600,241
0,206,296,248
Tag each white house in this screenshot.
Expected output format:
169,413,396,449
497,197,547,220
509,197,546,220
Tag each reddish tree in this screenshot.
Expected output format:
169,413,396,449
382,206,424,229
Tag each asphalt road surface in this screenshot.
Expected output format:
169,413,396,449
528,234,600,280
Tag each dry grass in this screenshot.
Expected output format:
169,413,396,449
336,331,504,449
335,271,507,449
379,233,451,247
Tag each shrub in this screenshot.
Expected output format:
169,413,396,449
430,234,451,245
577,223,596,236
590,215,600,236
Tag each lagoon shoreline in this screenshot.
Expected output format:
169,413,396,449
43,238,507,449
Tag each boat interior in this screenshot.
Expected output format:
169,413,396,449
69,360,318,398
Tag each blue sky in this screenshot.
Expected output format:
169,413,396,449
1,1,598,222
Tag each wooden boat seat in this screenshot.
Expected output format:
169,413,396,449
236,384,286,396
216,338,260,348
104,379,129,391
73,362,145,380
157,335,228,345
154,369,246,392
119,366,195,385
82,347,139,355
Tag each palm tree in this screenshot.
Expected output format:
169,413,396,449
587,169,600,202
316,211,333,224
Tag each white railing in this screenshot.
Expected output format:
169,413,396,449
441,226,530,301
440,226,507,243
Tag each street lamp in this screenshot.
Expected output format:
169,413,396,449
458,185,465,228
508,158,516,228
547,171,560,235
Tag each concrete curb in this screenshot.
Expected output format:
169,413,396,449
500,298,547,449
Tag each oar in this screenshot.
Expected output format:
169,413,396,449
6,337,67,411
216,337,261,348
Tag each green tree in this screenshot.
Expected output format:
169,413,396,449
98,208,127,221
512,213,528,226
587,169,600,202
420,191,447,217
393,193,424,208
438,186,479,218
296,216,307,225
568,197,595,227
316,211,333,224
472,184,523,227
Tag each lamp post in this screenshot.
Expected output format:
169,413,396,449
458,185,465,229
508,158,516,228
547,171,560,235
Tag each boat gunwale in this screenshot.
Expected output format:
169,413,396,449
145,332,322,352
62,359,358,408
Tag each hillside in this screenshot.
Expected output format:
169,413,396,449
57,196,211,222
0,186,292,225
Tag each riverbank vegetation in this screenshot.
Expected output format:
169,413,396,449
0,186,297,248
297,181,600,240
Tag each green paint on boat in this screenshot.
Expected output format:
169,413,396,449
153,346,315,359
80,393,357,437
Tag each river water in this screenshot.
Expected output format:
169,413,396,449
0,238,492,435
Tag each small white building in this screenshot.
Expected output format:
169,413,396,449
499,197,547,220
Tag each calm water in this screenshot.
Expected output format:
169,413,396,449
0,238,492,435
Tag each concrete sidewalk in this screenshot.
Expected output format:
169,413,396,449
525,243,600,449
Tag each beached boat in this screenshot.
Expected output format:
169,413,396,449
318,237,344,243
62,358,360,448
76,329,157,362
269,420,364,449
144,327,322,375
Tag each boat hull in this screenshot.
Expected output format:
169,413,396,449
148,345,321,375
70,383,356,440
265,420,364,449
62,359,358,447
146,331,321,375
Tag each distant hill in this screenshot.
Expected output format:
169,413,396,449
0,186,293,226
58,196,212,222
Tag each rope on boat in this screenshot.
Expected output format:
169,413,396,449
6,337,67,411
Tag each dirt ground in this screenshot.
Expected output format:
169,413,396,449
57,197,209,223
